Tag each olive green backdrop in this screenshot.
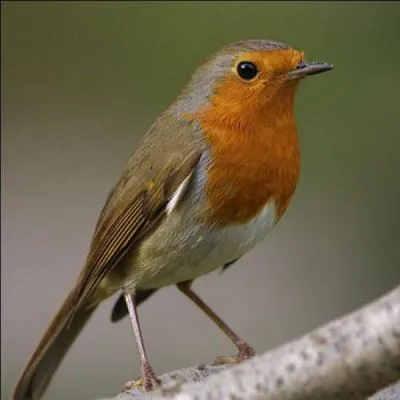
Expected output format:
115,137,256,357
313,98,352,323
2,2,399,399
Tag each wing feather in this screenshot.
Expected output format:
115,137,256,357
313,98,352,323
71,151,202,312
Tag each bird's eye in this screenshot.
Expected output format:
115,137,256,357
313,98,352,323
296,61,307,70
236,61,259,81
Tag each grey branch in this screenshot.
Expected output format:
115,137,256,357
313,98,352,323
101,286,400,400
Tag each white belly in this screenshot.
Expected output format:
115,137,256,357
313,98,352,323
124,198,277,291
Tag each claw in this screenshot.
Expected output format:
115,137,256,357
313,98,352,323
213,345,255,365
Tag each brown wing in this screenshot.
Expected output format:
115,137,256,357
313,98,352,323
71,150,202,313
13,110,204,400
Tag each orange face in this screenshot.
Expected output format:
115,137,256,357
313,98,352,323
190,48,306,226
230,48,305,94
202,48,306,131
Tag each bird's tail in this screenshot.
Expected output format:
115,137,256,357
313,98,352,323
13,289,98,400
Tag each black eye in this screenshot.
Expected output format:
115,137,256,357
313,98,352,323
237,61,258,81
296,61,307,70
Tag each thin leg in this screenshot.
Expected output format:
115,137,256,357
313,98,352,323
176,280,255,365
124,293,160,391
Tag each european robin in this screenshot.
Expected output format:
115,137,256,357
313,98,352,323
13,39,332,399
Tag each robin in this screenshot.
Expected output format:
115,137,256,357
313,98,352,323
13,39,332,399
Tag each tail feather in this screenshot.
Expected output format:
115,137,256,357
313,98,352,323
14,288,158,400
13,290,98,400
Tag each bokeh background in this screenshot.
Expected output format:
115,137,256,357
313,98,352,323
2,2,400,399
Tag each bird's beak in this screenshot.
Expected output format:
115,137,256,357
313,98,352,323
287,60,333,80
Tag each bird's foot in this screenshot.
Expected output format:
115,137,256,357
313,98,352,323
124,362,161,392
213,343,255,365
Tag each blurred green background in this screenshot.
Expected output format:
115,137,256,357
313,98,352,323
2,2,399,399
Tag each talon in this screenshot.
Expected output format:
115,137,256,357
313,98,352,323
213,345,255,365
123,361,161,392
123,374,160,392
123,376,143,390
213,354,242,365
143,375,161,391
143,378,161,392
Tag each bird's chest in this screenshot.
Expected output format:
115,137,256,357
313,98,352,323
200,121,300,226
128,152,280,290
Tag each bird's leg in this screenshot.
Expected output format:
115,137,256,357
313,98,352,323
176,280,255,365
123,293,160,391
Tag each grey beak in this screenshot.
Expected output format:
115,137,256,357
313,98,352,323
288,60,333,79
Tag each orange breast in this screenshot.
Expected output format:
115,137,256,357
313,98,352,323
195,86,301,227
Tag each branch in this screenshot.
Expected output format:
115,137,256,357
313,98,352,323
101,286,400,400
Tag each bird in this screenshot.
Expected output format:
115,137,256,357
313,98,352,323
13,39,332,400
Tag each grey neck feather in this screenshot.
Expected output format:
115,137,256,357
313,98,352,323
172,53,235,116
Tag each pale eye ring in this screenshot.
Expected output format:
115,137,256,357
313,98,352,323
236,61,259,81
